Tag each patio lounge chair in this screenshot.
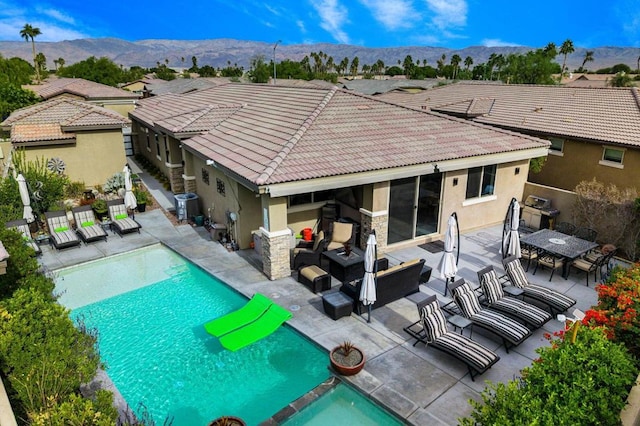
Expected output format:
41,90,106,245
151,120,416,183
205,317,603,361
44,211,81,250
477,266,551,329
292,230,325,269
71,205,108,244
107,199,141,236
403,295,500,381
502,255,576,315
325,221,356,251
5,218,41,256
448,279,531,353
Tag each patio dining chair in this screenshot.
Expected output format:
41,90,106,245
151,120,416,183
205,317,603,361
520,242,538,272
477,266,551,329
403,294,500,381
554,221,576,235
574,227,598,242
448,279,531,353
533,249,565,281
502,255,576,315
571,246,616,286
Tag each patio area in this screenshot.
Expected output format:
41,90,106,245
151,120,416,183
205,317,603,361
37,195,601,425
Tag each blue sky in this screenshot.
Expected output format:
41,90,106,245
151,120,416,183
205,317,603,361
2,0,640,49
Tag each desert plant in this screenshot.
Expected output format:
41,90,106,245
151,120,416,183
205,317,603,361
339,340,354,356
103,172,125,193
64,181,86,199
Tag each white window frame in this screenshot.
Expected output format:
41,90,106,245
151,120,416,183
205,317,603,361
548,137,564,157
599,146,625,169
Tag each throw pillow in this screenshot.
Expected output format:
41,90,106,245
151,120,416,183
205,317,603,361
454,285,482,318
480,269,504,304
54,226,68,233
505,261,528,289
115,213,128,220
81,221,94,228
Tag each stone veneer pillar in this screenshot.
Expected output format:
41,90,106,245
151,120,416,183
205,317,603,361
166,163,184,194
259,227,292,280
359,208,389,255
182,175,196,193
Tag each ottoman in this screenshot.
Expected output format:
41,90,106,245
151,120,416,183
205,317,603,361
298,265,331,293
322,292,353,320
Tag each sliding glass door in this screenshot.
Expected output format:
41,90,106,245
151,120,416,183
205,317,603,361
387,173,442,244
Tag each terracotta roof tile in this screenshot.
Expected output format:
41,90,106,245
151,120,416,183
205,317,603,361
26,77,139,100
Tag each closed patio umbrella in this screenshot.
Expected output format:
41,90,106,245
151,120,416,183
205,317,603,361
123,164,137,214
502,198,522,259
438,213,459,296
17,174,35,224
360,231,377,323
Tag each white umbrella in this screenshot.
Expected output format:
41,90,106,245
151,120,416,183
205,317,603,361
123,165,137,212
17,174,35,224
504,198,522,258
438,213,459,296
360,231,378,323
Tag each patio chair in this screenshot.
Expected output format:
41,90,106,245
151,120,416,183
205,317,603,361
554,221,576,235
71,205,108,244
571,246,616,286
325,221,356,251
574,227,597,242
477,266,551,329
403,295,500,381
502,255,576,315
520,242,538,272
533,249,565,281
292,230,325,269
107,199,141,236
448,279,531,353
44,211,81,250
5,218,41,256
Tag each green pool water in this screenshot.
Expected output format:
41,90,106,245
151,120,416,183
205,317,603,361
55,245,329,425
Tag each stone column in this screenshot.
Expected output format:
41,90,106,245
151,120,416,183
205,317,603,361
359,208,389,255
259,227,292,280
182,175,196,193
166,163,184,193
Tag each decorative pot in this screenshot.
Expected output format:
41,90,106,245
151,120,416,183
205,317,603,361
208,416,246,426
137,203,146,212
329,345,365,376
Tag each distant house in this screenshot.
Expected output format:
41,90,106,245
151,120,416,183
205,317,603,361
130,83,548,279
1,98,131,187
377,82,640,194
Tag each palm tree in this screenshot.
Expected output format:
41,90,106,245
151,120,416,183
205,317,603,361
450,54,461,79
464,56,473,71
580,51,594,72
375,59,385,77
559,39,575,79
402,55,413,78
57,57,65,69
20,23,42,83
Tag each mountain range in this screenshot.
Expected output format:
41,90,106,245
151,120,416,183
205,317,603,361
1,38,640,72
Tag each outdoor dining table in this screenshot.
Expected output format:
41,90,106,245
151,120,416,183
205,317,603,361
520,228,599,278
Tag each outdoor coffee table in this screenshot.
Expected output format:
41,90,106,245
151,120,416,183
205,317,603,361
520,229,598,278
322,247,365,284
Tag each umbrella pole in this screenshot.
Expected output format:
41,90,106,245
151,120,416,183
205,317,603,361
368,233,378,323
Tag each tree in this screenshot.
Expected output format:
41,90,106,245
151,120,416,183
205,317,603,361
0,84,39,121
402,55,414,78
189,56,198,73
559,39,575,80
248,55,270,83
57,56,126,86
35,52,47,77
608,72,632,87
350,56,359,76
0,55,34,86
155,64,176,81
19,24,41,83
579,50,594,72
450,54,461,79
464,56,473,71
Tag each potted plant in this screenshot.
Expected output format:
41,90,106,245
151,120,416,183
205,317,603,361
329,341,365,376
134,187,150,212
208,416,246,426
91,199,108,220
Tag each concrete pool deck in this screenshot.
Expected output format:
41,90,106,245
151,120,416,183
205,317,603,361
38,199,599,425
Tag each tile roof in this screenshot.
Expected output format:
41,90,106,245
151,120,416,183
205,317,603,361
378,82,640,147
340,78,441,95
131,82,549,187
2,98,130,144
25,77,140,100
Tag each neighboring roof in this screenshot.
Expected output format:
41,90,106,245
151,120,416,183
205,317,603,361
379,82,640,148
2,98,130,145
146,78,222,96
132,82,548,189
24,77,140,100
340,79,441,95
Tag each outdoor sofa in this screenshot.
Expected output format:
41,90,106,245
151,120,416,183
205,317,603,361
44,210,82,250
403,294,500,381
340,258,425,314
107,199,141,236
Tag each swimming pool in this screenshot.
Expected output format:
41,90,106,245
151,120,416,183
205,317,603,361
55,245,329,425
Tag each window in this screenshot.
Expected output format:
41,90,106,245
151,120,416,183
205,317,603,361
549,137,564,152
465,165,496,199
155,133,160,159
288,190,336,207
603,147,624,163
164,137,170,162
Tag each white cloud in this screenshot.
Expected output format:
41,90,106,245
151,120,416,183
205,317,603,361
37,7,76,25
482,38,521,47
297,20,307,33
360,0,417,31
310,0,350,44
426,0,467,30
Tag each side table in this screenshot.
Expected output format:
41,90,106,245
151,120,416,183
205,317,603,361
448,314,473,337
101,220,112,233
35,234,50,246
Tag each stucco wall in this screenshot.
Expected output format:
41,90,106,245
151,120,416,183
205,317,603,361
523,182,577,224
530,139,640,192
22,129,126,187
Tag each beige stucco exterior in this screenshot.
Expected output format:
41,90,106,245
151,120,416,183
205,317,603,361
529,138,640,192
21,130,127,187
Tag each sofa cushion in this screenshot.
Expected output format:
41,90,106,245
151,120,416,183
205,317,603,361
331,222,352,244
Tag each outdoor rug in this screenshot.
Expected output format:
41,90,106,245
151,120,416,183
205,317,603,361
418,240,445,253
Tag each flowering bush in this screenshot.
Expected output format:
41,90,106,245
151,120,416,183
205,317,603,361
583,263,640,361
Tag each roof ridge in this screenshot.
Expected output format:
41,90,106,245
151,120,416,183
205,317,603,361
255,86,338,185
631,87,640,112
166,104,242,132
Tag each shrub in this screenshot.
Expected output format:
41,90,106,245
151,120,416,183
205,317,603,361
64,181,86,199
104,172,125,193
0,227,43,300
583,263,640,361
12,150,69,215
460,326,638,425
29,391,117,425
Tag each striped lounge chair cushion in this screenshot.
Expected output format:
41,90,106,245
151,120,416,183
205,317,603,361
109,204,127,219
51,229,79,245
505,260,528,289
479,269,504,304
522,284,576,313
431,332,499,373
489,297,551,328
470,309,531,345
452,282,482,318
113,217,139,232
420,301,448,343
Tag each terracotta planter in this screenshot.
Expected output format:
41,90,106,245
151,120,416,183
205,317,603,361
208,416,246,426
329,345,365,376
